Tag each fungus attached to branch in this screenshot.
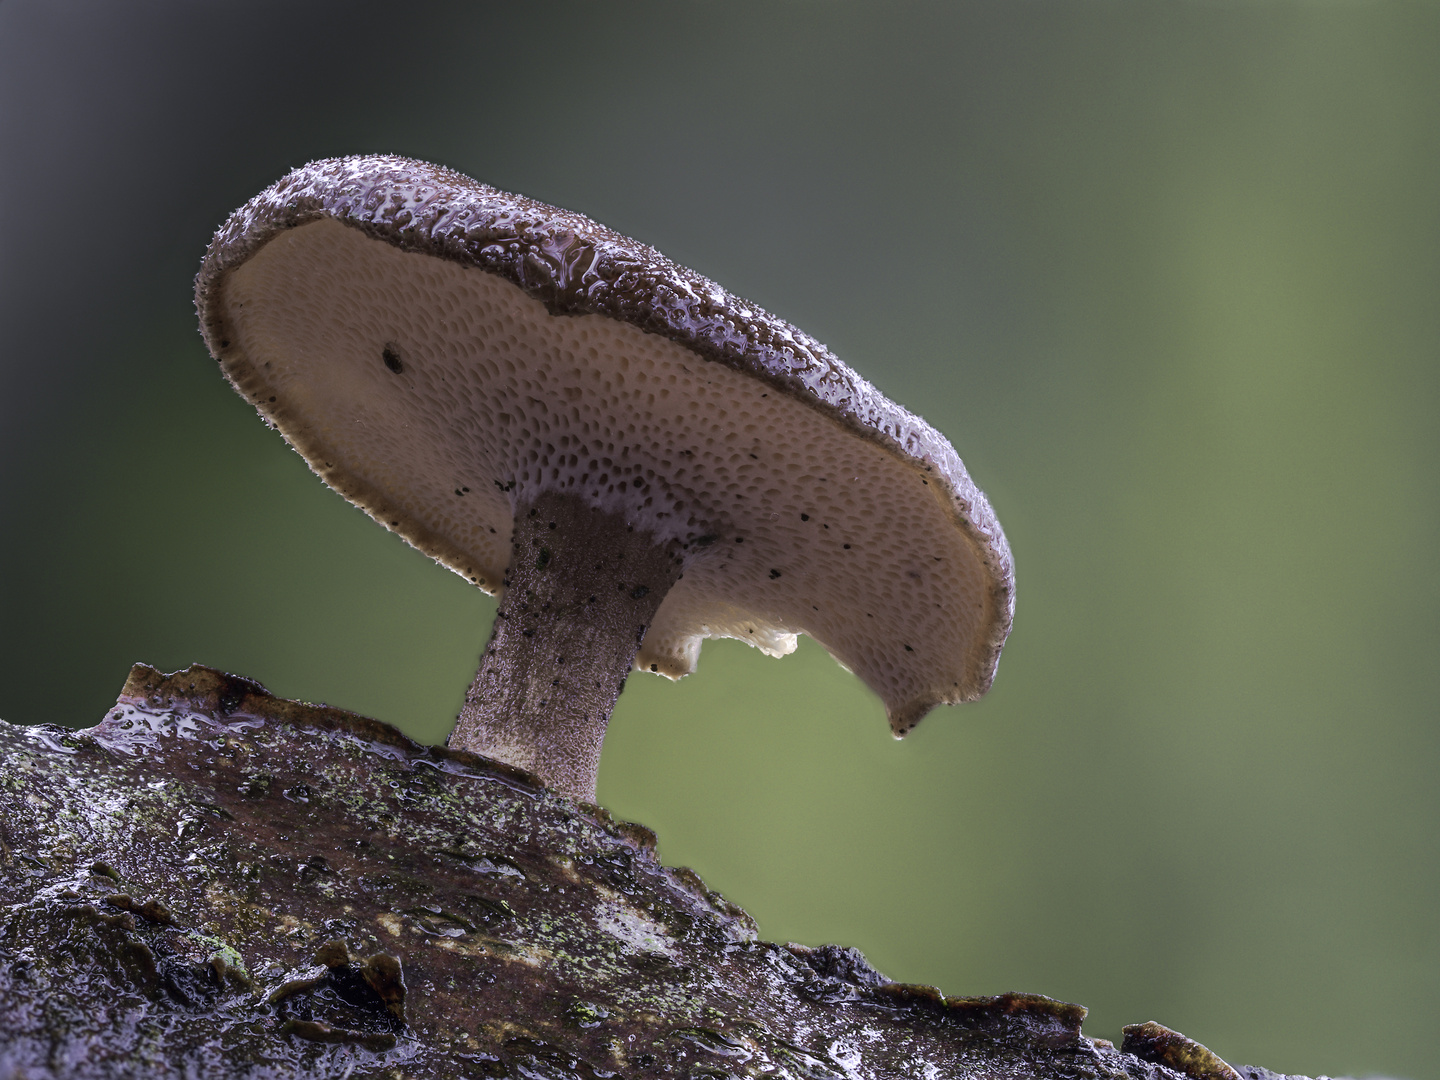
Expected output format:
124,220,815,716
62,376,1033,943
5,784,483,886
196,155,1015,802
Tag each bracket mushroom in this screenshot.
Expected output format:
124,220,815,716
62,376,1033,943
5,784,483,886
196,155,1014,802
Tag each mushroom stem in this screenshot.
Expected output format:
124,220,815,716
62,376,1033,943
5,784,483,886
449,491,685,801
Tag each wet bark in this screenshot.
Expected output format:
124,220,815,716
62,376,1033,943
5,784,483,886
451,491,684,802
0,664,1300,1080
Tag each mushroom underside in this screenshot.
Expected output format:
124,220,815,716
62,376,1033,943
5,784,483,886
212,214,1007,795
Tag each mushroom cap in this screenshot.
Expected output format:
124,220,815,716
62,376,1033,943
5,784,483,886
195,155,1014,733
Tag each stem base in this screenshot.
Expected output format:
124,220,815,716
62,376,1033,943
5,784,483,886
449,492,683,801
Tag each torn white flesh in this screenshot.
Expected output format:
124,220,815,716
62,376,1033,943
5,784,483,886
452,491,682,801
218,217,1002,736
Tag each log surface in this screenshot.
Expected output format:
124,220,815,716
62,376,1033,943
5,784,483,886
0,664,1299,1080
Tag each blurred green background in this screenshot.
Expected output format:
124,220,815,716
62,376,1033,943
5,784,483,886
2,2,1436,1076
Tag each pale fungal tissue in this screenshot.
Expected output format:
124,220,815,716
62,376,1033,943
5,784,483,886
196,155,1014,802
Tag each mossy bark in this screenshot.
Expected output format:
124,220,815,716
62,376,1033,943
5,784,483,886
0,664,1294,1080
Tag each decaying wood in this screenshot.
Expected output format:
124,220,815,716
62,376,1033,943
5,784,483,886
0,664,1313,1080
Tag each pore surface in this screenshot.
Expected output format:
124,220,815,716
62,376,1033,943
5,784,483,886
222,218,996,723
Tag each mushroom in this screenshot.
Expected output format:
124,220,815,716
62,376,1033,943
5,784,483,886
195,155,1014,802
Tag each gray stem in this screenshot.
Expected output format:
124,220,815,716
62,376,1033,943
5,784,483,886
449,491,684,801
